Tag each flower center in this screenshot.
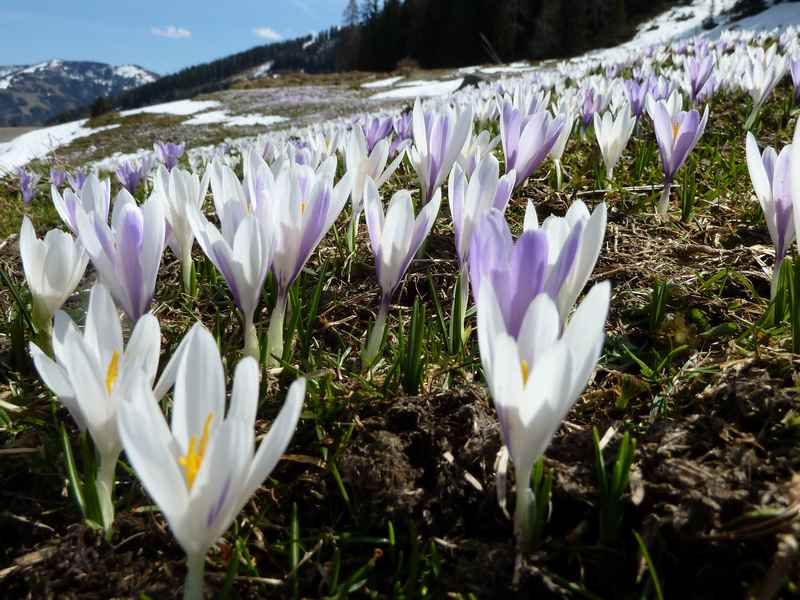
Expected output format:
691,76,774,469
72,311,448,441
671,120,681,143
520,359,530,385
105,351,120,395
300,201,306,216
178,412,213,490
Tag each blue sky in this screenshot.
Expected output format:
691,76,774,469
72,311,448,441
0,0,349,75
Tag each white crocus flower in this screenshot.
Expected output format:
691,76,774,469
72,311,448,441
51,172,111,234
524,199,607,323
153,165,211,293
593,105,636,182
30,283,160,531
118,323,305,600
19,216,88,335
344,125,407,248
548,107,576,191
477,280,610,548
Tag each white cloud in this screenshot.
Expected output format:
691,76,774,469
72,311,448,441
253,27,284,42
151,25,192,39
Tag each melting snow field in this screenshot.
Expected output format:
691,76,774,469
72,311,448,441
361,76,405,89
183,110,288,127
370,78,464,100
0,120,119,173
119,99,221,118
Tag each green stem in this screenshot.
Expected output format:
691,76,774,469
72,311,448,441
656,182,671,217
513,462,534,552
554,159,563,192
181,253,193,297
266,293,287,368
183,552,206,600
96,449,120,536
363,299,389,368
243,315,259,361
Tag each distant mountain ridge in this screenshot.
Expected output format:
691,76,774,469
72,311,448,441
0,60,157,126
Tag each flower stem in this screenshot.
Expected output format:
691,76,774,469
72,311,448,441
183,552,206,600
96,449,120,537
554,160,563,192
656,182,671,217
513,463,535,552
362,299,389,368
181,253,194,297
266,293,287,368
243,316,259,361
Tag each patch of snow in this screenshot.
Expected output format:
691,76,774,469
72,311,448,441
252,61,275,78
0,120,119,173
480,63,534,75
370,78,464,100
114,64,157,84
120,99,221,117
707,2,800,36
183,110,288,127
457,66,480,75
395,79,440,88
303,32,317,50
361,76,405,89
627,0,739,48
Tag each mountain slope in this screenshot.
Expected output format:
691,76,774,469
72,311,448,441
0,60,157,126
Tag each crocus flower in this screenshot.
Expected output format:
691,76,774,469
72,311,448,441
154,141,186,171
344,125,407,249
580,87,603,131
469,210,581,338
267,159,352,365
457,128,501,178
390,112,413,156
118,322,305,600
67,168,88,192
189,160,273,359
477,278,610,548
623,79,650,120
523,199,608,322
116,155,155,195
75,190,166,323
362,178,440,365
50,165,67,189
30,283,161,531
647,100,709,215
791,56,800,104
361,115,394,154
500,102,563,189
742,49,787,129
685,54,714,105
593,105,636,182
51,172,111,234
745,132,793,297
17,167,40,205
153,165,210,294
19,216,88,335
793,119,800,252
408,99,473,202
548,107,576,191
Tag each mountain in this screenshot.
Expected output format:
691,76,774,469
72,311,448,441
0,60,157,126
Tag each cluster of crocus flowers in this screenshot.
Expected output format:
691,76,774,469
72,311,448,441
746,132,794,298
362,178,440,366
647,99,709,216
118,323,305,599
115,154,155,195
685,53,714,106
30,283,161,531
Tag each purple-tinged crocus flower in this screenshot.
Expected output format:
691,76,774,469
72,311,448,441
154,141,185,171
499,102,563,189
266,158,353,365
791,56,800,104
75,190,165,323
623,79,650,120
52,173,111,234
469,209,581,338
685,54,714,106
647,99,709,216
362,177,441,366
408,99,473,202
67,168,88,192
390,112,413,156
116,155,155,195
745,132,793,297
580,87,603,132
189,159,273,360
17,167,41,205
50,165,67,189
361,115,394,154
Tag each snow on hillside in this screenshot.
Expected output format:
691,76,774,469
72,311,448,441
119,99,221,118
370,78,463,100
0,120,119,173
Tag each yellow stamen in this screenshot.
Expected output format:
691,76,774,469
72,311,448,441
178,412,213,490
105,351,120,395
300,201,306,216
671,120,681,142
520,359,530,385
